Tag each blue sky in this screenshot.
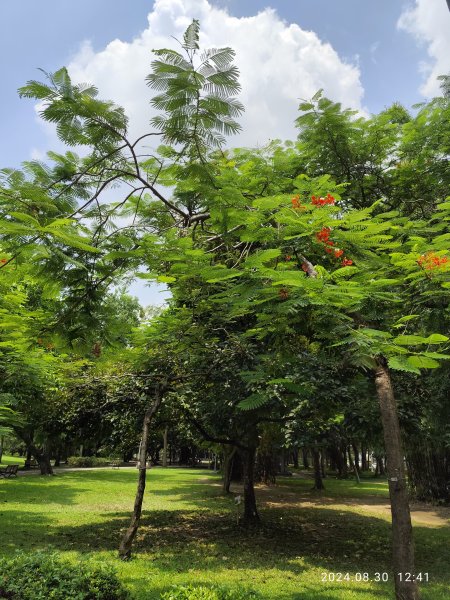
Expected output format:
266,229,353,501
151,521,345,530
1,0,449,304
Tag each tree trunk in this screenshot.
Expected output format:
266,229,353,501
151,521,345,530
119,386,163,560
222,446,237,493
352,443,360,471
374,359,419,600
162,426,168,468
0,436,4,464
239,447,259,525
375,454,385,476
312,447,324,490
361,444,368,471
348,445,360,484
292,446,299,468
320,450,326,478
341,442,349,478
31,445,53,475
302,447,309,469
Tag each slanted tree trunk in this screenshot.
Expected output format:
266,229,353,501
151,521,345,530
239,446,259,525
348,445,360,484
119,386,164,560
312,447,324,490
374,359,419,600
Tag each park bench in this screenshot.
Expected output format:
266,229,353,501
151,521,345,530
109,460,121,469
0,464,19,478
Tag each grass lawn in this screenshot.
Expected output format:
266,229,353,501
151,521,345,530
0,454,25,466
0,467,449,599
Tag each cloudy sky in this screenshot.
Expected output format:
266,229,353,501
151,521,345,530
1,0,449,303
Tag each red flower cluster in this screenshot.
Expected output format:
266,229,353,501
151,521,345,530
417,253,448,270
285,255,292,261
291,195,306,210
315,227,352,266
0,258,8,264
316,227,332,243
311,193,335,206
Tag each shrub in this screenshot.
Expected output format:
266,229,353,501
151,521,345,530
66,456,113,468
0,552,130,600
160,584,260,600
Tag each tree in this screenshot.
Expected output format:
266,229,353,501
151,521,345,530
3,19,450,598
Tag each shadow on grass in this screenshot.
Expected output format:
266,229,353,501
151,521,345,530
1,469,449,599
0,478,88,506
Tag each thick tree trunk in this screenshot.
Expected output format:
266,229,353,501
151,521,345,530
312,447,324,490
374,359,419,600
119,387,163,560
31,445,53,475
292,446,299,469
239,447,260,525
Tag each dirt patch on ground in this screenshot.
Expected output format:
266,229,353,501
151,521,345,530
220,478,450,528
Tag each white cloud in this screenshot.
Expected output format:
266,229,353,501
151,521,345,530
398,0,450,97
66,0,364,148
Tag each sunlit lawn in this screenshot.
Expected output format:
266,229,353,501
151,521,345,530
0,454,25,466
0,466,449,599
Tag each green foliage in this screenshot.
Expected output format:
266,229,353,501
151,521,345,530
18,67,127,150
66,456,115,467
0,552,129,600
147,19,243,151
161,584,260,600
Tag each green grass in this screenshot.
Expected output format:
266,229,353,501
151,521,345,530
0,467,449,599
0,453,25,466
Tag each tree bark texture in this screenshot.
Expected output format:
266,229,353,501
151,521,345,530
374,359,419,600
119,387,163,560
239,446,260,524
